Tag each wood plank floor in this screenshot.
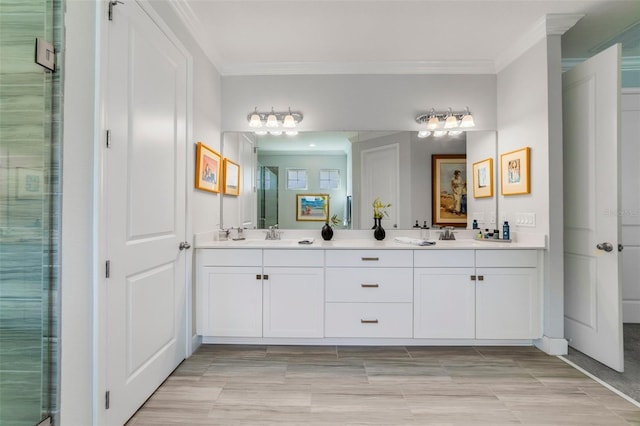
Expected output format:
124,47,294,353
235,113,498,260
126,345,640,425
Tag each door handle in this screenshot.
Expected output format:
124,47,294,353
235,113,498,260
596,242,613,252
179,241,191,250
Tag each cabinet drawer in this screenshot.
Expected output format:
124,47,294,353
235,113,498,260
414,250,474,267
197,249,262,267
476,250,537,268
325,250,413,267
263,249,323,267
325,303,413,338
326,268,413,302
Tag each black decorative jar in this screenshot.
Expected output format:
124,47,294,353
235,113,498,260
373,218,385,241
321,223,334,241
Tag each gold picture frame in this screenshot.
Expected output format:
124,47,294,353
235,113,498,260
296,194,329,222
500,147,530,195
432,154,467,227
223,158,240,196
195,142,221,193
472,158,493,198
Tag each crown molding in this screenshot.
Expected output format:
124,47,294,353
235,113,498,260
562,56,640,72
495,13,583,73
219,60,496,76
167,0,223,69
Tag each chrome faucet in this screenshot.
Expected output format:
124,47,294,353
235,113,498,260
265,224,281,240
439,227,456,240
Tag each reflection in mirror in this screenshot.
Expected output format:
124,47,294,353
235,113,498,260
221,131,497,231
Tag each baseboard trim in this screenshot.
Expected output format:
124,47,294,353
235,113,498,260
190,334,202,356
534,335,568,355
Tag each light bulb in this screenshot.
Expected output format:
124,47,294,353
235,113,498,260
417,130,431,138
266,108,278,128
433,130,447,137
269,130,282,136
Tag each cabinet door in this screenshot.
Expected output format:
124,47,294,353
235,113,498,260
414,268,475,338
476,267,540,339
263,267,324,338
199,266,263,337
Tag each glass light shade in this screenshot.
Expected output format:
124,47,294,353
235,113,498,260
427,116,440,130
282,113,296,128
417,130,431,138
460,113,475,128
269,130,283,136
444,115,458,129
266,113,278,128
433,130,447,137
285,130,298,136
249,113,262,128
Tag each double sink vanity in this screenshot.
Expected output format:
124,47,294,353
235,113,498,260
195,229,546,346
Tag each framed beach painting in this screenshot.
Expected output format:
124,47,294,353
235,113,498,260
223,158,240,196
432,154,467,227
195,142,221,193
472,158,493,198
500,147,530,195
296,194,329,222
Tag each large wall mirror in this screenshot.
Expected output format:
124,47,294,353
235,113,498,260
220,130,498,231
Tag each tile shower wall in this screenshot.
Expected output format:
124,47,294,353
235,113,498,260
0,0,61,425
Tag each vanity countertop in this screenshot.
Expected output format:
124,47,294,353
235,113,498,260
194,230,546,250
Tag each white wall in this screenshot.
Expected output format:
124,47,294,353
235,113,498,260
60,1,222,424
60,2,96,424
221,74,497,132
466,131,498,230
497,36,564,339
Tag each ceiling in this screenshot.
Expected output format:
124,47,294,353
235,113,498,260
171,0,640,75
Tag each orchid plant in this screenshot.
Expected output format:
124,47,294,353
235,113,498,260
372,197,392,219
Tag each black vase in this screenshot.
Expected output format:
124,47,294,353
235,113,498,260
321,223,334,241
373,218,385,241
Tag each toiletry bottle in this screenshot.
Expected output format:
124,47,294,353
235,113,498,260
484,228,489,239
477,230,483,240
472,219,478,229
503,221,510,240
413,220,420,228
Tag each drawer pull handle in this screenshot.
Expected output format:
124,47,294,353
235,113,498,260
361,257,379,261
470,275,476,281
477,275,484,281
361,319,379,324
361,283,379,288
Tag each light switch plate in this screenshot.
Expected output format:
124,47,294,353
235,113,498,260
35,38,55,72
515,212,536,227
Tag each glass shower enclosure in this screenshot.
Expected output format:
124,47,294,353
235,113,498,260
0,0,61,424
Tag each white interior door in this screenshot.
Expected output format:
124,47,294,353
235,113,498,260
360,144,400,229
103,1,188,423
563,44,623,371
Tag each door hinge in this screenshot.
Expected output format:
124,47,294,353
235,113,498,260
105,390,110,409
106,129,112,148
108,1,123,21
106,260,111,278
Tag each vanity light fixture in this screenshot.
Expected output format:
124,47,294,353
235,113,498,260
247,106,304,135
416,106,475,133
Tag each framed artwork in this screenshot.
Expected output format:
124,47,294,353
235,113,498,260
500,147,530,195
296,194,329,222
432,154,467,227
472,158,493,198
195,142,221,193
223,158,240,196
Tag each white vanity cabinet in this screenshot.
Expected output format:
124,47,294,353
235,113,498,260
475,250,541,339
262,250,324,338
197,249,263,337
325,250,413,338
414,250,476,338
414,249,541,340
